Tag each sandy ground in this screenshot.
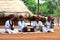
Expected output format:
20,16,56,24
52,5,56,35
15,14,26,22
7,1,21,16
0,26,60,40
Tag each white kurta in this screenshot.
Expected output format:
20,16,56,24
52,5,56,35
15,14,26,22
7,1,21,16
45,21,54,32
5,20,14,29
18,21,27,32
45,21,51,30
5,20,15,34
32,21,44,32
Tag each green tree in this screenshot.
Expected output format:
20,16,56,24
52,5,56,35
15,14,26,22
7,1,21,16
22,0,60,17
22,0,36,14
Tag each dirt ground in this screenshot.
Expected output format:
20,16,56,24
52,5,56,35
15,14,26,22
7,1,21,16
0,26,60,40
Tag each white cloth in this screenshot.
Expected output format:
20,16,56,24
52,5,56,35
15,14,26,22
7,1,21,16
32,21,44,32
18,21,27,32
0,29,18,34
5,29,18,34
45,21,51,29
32,21,43,27
42,26,48,32
5,20,14,29
5,20,14,34
45,21,54,32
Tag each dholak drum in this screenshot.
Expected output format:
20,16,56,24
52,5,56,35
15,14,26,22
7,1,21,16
22,27,34,32
36,26,42,32
27,26,34,32
27,28,34,32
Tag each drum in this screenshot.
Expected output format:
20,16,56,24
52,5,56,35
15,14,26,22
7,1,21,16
27,26,34,32
22,26,34,32
36,26,42,32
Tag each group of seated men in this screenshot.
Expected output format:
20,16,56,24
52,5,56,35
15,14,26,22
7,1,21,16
4,14,54,34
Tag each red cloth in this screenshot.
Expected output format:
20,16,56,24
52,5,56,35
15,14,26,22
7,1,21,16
36,16,41,20
19,15,24,19
9,14,14,18
48,16,52,20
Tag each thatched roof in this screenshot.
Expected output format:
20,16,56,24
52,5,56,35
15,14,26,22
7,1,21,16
0,0,33,17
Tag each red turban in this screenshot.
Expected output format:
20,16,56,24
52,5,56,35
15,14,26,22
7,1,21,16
19,15,24,19
36,16,41,20
9,14,14,18
48,16,52,20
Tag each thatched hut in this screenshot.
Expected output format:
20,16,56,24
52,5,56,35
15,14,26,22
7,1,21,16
0,0,33,25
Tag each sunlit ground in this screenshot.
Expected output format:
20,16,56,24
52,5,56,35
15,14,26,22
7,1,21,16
0,26,60,40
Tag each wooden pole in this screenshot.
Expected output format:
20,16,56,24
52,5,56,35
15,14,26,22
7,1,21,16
38,0,39,15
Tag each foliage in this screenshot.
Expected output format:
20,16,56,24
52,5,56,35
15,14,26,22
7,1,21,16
22,0,60,17
22,0,36,14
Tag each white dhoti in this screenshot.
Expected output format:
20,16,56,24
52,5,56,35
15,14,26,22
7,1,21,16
44,26,54,32
42,27,48,32
34,28,40,32
5,29,18,34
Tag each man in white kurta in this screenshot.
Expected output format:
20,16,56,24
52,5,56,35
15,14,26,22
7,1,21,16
18,21,27,32
32,16,44,32
5,14,18,34
45,16,54,32
18,15,27,32
32,21,44,32
5,20,14,34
